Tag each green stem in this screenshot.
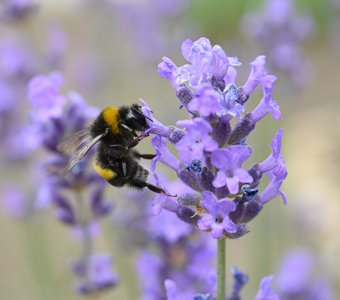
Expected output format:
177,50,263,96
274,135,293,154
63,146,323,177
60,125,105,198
76,191,92,277
217,238,226,300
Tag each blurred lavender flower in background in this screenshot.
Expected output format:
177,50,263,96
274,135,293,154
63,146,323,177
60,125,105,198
0,38,37,161
227,266,249,300
46,25,68,69
137,210,216,300
255,275,279,300
0,0,37,21
2,185,31,218
24,72,117,296
275,249,334,299
226,249,334,300
241,0,314,87
112,0,191,61
72,253,118,295
115,178,216,300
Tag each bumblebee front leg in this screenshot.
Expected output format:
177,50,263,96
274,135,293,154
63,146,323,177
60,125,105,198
128,131,150,148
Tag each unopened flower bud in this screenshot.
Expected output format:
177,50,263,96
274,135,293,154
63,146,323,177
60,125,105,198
177,193,200,206
228,114,255,145
176,206,199,225
168,126,185,144
176,86,193,107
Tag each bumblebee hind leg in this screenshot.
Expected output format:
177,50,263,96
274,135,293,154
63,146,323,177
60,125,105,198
129,179,167,195
131,151,156,160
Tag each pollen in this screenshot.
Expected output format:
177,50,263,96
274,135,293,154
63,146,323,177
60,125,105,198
102,106,120,134
93,160,116,180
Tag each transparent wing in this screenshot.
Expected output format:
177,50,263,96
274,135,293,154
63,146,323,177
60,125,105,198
57,128,91,155
60,128,109,176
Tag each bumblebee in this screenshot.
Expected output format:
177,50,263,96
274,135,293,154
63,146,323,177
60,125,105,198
59,104,166,194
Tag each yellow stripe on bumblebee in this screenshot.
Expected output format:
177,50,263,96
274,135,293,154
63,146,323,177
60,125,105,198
93,160,117,180
102,106,120,134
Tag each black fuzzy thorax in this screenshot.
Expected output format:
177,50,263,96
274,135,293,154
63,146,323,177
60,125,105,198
89,105,148,148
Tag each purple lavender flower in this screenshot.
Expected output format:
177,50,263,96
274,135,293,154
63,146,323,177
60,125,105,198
1,185,30,218
137,251,163,300
148,209,192,244
26,72,116,296
258,156,288,205
140,98,184,143
149,37,287,245
227,266,249,300
46,25,68,68
255,275,279,300
151,135,182,172
164,279,211,300
242,56,267,96
257,129,283,174
0,38,33,79
28,71,66,120
197,191,237,239
211,146,253,194
150,175,183,215
73,253,118,295
176,37,241,88
0,0,37,21
113,0,189,61
175,118,218,165
241,0,314,86
130,173,216,300
158,57,178,83
249,75,281,123
275,249,334,299
138,231,216,300
164,279,178,300
90,183,113,217
188,83,221,117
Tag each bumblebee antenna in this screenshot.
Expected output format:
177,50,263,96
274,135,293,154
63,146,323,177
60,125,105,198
131,106,153,122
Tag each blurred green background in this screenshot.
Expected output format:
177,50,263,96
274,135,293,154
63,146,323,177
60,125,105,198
1,0,339,299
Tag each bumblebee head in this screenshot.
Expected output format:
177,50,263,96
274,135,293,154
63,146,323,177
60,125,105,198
123,104,149,131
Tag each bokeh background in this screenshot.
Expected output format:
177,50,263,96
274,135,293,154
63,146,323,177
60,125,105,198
0,0,340,299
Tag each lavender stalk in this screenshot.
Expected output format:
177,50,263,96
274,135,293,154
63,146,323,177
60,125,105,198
217,238,226,300
141,37,287,298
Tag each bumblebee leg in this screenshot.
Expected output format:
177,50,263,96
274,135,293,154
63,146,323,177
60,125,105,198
120,124,138,137
128,132,150,148
145,183,168,194
130,179,175,196
133,152,156,160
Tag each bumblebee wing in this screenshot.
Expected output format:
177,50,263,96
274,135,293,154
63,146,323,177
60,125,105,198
57,129,91,155
61,131,107,176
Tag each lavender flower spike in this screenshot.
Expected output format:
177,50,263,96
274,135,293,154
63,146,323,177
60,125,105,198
211,145,253,194
197,191,237,239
